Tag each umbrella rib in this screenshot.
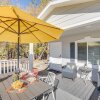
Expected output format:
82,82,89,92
0,25,17,34
24,21,57,39
0,16,17,20
35,27,56,39
34,27,57,39
0,20,17,35
0,16,61,31
21,20,41,42
31,32,41,42
0,19,15,24
21,22,36,33
0,16,60,30
0,19,17,33
21,30,38,34
23,20,61,30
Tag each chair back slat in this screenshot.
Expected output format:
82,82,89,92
45,72,56,86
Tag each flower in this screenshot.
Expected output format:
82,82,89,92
12,80,23,90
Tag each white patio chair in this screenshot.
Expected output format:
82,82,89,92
39,72,56,86
40,72,56,100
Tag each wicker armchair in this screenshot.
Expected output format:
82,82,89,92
62,62,77,80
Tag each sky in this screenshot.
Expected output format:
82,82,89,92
11,0,40,8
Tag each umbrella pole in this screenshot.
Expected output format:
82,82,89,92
18,36,20,71
17,19,20,73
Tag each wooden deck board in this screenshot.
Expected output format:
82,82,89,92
84,85,95,100
80,83,93,100
90,88,100,100
67,79,82,94
72,79,86,96
0,72,98,100
56,74,96,100
76,81,90,98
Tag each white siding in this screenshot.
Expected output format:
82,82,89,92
49,42,62,58
49,42,62,72
62,39,70,65
46,0,100,29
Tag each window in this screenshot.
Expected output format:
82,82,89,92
77,43,87,61
70,42,75,59
88,42,100,65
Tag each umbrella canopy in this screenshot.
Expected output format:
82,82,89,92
0,6,63,43
0,6,64,71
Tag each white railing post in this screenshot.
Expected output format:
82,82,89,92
0,59,29,74
3,61,6,74
10,60,12,72
13,61,16,71
15,60,17,71
7,60,9,73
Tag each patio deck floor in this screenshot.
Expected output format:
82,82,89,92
47,73,99,100
0,72,99,100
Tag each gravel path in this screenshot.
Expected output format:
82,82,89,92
33,60,48,71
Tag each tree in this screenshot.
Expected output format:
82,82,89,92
26,0,51,16
0,0,50,60
0,0,11,5
25,0,51,60
35,0,50,16
33,43,48,60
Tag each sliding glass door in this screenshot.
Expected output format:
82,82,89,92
77,42,100,65
77,43,87,61
88,42,100,65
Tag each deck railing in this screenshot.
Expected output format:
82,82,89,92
0,59,29,74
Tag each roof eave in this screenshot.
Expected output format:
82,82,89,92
38,0,95,19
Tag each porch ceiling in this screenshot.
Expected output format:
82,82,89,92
38,0,94,19
62,20,100,37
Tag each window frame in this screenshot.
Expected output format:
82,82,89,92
75,37,100,65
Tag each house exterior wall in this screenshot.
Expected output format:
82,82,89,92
62,31,100,65
44,0,100,82
62,31,100,82
45,0,100,29
49,42,62,72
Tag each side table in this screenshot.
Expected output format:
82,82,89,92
79,67,92,84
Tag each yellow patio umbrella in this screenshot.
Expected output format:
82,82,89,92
0,6,64,70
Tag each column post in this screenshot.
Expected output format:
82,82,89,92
29,43,34,71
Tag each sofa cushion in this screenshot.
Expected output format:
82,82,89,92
49,63,62,72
